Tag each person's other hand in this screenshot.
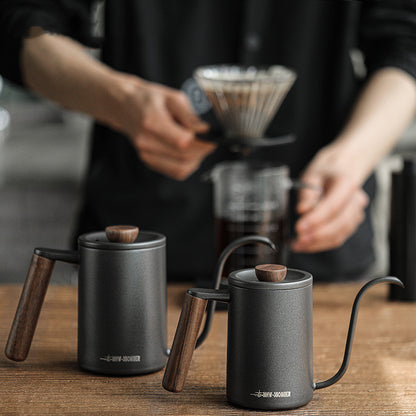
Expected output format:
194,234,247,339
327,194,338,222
112,74,216,180
291,157,369,253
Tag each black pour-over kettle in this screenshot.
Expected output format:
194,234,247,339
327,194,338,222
5,225,168,375
163,236,403,410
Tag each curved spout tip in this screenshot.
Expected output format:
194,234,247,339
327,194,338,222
269,241,278,253
358,276,404,295
391,277,405,288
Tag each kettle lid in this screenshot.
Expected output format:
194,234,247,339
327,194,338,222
78,226,165,250
228,268,312,290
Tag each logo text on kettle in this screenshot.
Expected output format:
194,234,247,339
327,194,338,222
251,390,291,398
99,355,141,363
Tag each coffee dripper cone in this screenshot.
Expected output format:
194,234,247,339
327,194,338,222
193,64,296,149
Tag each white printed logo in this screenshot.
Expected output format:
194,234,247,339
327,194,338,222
99,355,141,363
251,390,291,398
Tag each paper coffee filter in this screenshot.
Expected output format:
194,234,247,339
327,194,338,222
194,65,296,139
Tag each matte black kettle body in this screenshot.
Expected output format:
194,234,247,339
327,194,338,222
5,226,168,376
226,268,313,409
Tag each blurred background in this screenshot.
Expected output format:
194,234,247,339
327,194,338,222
0,76,415,285
0,78,91,284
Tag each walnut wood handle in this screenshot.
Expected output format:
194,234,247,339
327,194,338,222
162,292,208,392
5,254,55,361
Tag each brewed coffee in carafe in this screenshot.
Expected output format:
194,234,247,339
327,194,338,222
211,161,290,277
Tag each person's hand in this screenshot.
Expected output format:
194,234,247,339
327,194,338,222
291,153,369,253
111,74,216,180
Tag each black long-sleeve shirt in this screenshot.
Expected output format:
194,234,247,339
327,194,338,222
1,0,415,281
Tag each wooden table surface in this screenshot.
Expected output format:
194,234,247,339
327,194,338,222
1,282,416,415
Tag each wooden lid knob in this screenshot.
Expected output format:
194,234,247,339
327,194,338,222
255,264,287,282
105,225,139,243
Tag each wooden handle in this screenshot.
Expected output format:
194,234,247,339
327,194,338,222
5,254,55,361
163,293,208,392
105,225,139,243
255,264,287,282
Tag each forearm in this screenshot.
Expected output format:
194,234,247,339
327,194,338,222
21,27,129,131
21,27,214,180
315,68,416,185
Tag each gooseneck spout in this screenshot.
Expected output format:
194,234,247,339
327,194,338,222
195,236,277,348
314,276,404,390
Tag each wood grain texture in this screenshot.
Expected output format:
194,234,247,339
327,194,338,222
1,283,416,415
255,264,287,282
163,293,208,392
5,254,55,361
105,225,139,243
